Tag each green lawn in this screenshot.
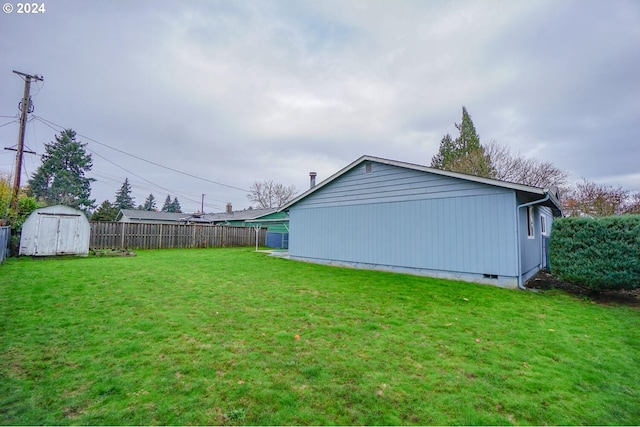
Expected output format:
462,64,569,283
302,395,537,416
1,248,638,425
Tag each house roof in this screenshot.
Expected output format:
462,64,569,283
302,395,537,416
208,207,278,222
279,155,563,215
116,209,216,223
116,208,282,224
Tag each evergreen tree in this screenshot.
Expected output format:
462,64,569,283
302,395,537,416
28,129,96,210
92,200,119,221
143,193,157,211
455,106,481,155
161,195,182,213
430,134,455,169
171,196,182,213
114,178,135,210
430,107,493,177
161,195,172,212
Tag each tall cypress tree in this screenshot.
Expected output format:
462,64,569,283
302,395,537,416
455,106,481,155
430,106,493,177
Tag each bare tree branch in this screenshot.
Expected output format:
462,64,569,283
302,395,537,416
484,140,569,188
247,180,298,209
623,192,640,214
562,178,629,217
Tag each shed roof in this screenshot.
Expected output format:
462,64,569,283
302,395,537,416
279,155,562,215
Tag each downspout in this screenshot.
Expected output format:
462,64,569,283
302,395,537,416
516,192,550,290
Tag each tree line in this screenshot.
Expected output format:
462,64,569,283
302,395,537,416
2,120,638,234
91,178,183,222
1,129,183,227
430,107,640,216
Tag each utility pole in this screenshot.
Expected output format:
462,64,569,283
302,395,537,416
10,70,43,212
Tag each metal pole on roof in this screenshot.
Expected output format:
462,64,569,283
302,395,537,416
201,194,205,213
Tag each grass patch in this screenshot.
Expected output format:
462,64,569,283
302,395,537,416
1,248,639,425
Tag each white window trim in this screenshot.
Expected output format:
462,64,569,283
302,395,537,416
527,206,535,239
540,215,547,236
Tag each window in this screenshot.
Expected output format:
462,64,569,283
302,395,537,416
540,215,547,235
527,206,535,238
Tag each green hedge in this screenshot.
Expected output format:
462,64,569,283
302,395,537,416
550,215,640,290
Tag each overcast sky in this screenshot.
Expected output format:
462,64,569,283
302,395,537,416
1,0,639,213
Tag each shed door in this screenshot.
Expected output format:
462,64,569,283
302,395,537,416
56,216,80,254
34,215,60,256
34,214,80,255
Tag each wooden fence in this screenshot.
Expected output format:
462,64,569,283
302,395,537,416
90,222,266,250
0,226,9,263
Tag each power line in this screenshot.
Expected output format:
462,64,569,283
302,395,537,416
87,148,227,210
32,115,250,192
90,171,228,211
86,147,225,211
31,116,235,211
0,120,18,128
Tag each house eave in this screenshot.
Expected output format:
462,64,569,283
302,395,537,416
279,155,563,214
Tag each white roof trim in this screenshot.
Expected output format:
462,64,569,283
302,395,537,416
279,155,562,213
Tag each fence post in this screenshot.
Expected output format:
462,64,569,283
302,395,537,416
0,226,10,263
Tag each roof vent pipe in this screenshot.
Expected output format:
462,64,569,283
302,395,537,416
226,202,232,214
309,172,317,188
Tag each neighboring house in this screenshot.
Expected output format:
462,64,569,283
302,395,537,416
244,210,290,249
279,155,562,289
211,205,289,249
116,210,215,224
20,205,91,257
209,206,277,226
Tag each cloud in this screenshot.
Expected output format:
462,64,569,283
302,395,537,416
1,0,638,213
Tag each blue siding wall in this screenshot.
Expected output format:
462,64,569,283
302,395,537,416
296,162,512,208
289,162,519,278
519,204,554,281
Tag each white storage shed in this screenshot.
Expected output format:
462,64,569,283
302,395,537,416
19,205,91,256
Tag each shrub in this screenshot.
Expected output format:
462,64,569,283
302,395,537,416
6,196,42,256
550,215,640,290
